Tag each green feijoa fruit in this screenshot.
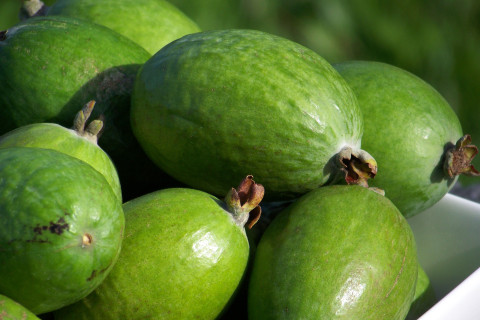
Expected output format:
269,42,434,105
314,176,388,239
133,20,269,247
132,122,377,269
0,147,124,315
248,185,418,320
0,294,40,320
334,60,479,217
131,29,377,201
45,0,200,55
0,15,167,201
54,176,264,320
0,101,122,202
406,265,437,320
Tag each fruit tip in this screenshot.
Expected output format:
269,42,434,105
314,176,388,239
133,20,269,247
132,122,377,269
444,134,480,178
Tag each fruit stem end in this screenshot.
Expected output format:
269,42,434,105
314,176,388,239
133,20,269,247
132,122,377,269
444,134,480,178
225,175,265,229
72,100,104,144
337,146,378,188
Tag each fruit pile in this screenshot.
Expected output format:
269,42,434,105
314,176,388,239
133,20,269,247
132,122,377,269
0,0,478,319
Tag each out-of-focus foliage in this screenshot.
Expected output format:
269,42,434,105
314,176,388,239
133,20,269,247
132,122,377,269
2,0,479,183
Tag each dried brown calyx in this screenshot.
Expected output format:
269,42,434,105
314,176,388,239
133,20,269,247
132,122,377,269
337,146,378,188
444,134,480,178
73,100,104,145
224,175,265,229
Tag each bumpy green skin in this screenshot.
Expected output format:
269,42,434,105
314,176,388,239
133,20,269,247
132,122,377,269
334,61,463,217
248,185,418,320
0,147,124,315
54,188,249,320
131,29,364,200
47,0,201,55
0,294,40,320
406,265,437,320
0,16,160,201
0,123,122,202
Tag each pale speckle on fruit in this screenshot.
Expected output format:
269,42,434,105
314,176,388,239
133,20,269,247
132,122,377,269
334,275,367,315
191,231,223,265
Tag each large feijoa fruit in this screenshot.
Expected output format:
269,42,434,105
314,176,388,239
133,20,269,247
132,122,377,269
0,294,40,320
54,176,263,320
0,101,122,202
334,60,479,217
45,0,201,55
131,29,377,201
0,15,166,201
248,185,418,320
0,147,124,315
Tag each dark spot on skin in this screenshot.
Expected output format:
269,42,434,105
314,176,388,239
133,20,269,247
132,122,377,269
33,225,44,235
87,270,97,281
31,216,69,241
26,238,49,243
87,260,115,282
49,217,69,235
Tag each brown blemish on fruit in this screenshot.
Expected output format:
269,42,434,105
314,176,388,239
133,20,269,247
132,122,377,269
32,217,69,236
86,261,114,281
25,238,49,244
49,217,69,235
87,270,97,281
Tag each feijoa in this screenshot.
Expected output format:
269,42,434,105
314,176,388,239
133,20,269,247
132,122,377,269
0,101,122,202
0,15,167,201
334,61,479,217
0,294,40,320
0,147,124,315
46,0,201,55
54,176,264,319
131,29,377,201
248,185,418,319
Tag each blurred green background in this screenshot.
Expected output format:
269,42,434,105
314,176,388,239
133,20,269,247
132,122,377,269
2,0,479,184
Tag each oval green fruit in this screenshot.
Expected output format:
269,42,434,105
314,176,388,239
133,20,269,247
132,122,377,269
334,60,479,217
0,101,122,202
54,176,264,320
46,0,201,55
0,294,40,320
131,29,377,201
248,185,418,320
0,147,124,315
0,15,166,201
